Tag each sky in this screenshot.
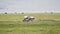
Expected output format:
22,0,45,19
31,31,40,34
0,0,60,13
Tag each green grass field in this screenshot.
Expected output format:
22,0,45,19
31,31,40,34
0,13,60,34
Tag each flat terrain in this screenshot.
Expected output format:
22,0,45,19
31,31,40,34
0,13,60,34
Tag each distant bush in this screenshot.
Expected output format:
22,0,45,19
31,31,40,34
51,12,53,14
21,12,24,14
5,12,7,14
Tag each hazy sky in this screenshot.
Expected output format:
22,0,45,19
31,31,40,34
0,0,60,13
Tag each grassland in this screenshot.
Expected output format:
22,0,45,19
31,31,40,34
0,13,60,34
